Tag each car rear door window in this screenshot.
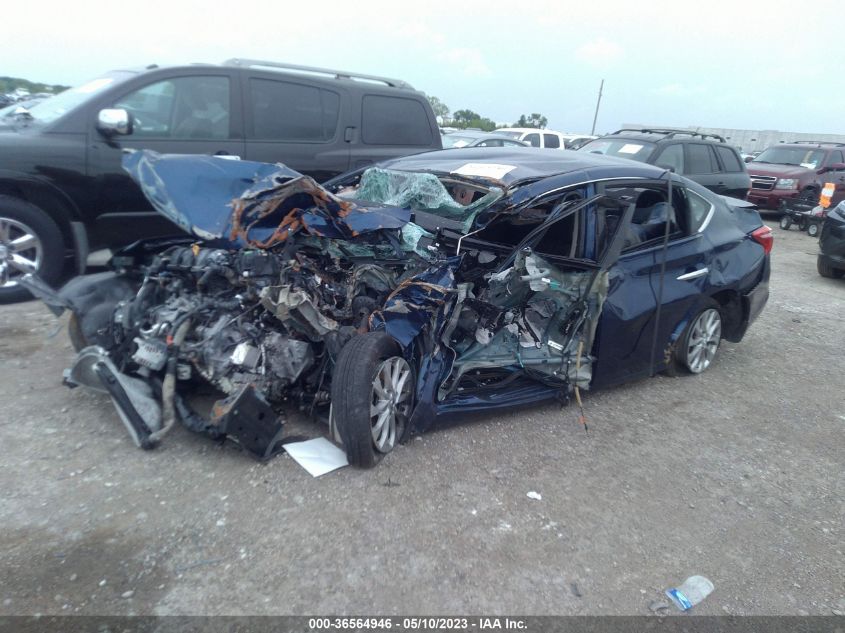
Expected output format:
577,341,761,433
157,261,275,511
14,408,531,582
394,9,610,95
361,95,432,146
826,150,844,166
654,144,685,174
715,146,742,172
249,78,339,142
524,133,540,147
686,144,719,174
544,133,560,148
115,76,231,139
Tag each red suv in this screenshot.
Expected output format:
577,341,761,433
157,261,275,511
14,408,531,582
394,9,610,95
746,142,845,211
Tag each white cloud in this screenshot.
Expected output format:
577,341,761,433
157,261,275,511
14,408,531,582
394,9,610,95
575,37,623,65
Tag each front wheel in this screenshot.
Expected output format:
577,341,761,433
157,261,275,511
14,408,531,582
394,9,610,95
676,302,722,375
779,215,792,230
0,196,65,304
818,255,844,279
331,332,413,468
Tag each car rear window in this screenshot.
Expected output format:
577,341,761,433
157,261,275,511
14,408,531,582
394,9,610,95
715,146,743,172
249,78,339,142
578,139,655,162
362,95,432,146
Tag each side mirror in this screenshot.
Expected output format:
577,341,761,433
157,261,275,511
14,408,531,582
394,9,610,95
821,162,845,173
97,108,132,136
744,156,753,163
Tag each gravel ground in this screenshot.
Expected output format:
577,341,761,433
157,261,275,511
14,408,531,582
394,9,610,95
0,223,842,616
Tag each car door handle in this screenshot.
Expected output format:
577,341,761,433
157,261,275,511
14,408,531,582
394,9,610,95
677,267,709,281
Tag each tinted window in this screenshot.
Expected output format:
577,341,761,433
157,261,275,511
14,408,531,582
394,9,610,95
827,150,844,166
249,78,338,142
686,144,719,174
115,76,230,139
362,95,432,146
655,144,684,174
687,189,713,232
716,146,742,172
544,133,560,148
524,133,541,147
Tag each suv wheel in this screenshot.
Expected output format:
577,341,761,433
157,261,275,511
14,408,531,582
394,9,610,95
0,196,65,304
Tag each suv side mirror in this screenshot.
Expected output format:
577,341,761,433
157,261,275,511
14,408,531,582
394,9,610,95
744,156,753,163
97,108,132,136
822,162,845,173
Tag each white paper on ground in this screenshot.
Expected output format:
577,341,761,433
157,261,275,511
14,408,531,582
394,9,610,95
284,437,349,477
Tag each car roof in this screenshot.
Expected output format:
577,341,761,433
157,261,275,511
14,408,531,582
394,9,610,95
379,147,668,186
773,142,845,149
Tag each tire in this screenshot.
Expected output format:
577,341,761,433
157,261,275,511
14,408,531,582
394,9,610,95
779,215,792,230
807,222,820,238
818,256,845,279
673,300,723,375
799,187,818,202
0,196,65,304
331,332,413,468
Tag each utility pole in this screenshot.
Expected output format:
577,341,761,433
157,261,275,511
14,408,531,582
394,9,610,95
590,79,604,135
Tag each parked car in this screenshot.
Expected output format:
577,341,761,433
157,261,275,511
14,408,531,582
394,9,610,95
560,133,598,150
578,129,751,200
0,59,441,303
817,200,845,279
22,147,771,467
494,127,570,149
745,142,845,211
442,131,529,148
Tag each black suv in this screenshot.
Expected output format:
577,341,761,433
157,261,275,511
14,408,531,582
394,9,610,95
0,59,441,302
578,129,751,200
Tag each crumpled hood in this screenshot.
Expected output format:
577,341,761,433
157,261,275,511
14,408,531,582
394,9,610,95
746,162,812,179
122,150,411,248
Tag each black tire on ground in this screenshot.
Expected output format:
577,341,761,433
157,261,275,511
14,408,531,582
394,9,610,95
817,255,844,279
668,299,723,376
807,222,820,238
779,215,792,230
331,332,412,468
0,196,65,304
799,187,819,202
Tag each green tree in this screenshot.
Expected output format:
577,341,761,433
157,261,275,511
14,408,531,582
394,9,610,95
452,109,480,125
513,113,548,128
427,95,450,120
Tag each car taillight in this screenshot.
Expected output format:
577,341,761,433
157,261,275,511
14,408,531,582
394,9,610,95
751,225,773,254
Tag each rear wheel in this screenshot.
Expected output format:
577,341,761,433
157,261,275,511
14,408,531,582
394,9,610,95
807,222,820,238
672,301,723,375
331,332,413,468
818,255,844,279
0,196,65,304
779,215,792,230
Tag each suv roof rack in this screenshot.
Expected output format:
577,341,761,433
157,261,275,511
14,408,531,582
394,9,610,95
784,140,845,147
612,128,727,143
223,58,414,90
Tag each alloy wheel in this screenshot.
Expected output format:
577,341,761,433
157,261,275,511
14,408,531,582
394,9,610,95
369,356,412,453
0,216,42,288
685,308,721,374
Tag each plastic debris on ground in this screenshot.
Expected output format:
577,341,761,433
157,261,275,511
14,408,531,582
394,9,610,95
283,438,349,477
665,575,714,611
526,491,542,501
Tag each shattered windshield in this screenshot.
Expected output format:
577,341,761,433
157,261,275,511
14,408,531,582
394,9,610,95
342,167,504,230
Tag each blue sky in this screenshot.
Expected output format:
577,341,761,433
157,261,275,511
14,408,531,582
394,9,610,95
5,0,842,134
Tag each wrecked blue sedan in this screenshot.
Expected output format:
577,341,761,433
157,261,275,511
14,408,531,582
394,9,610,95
24,148,772,467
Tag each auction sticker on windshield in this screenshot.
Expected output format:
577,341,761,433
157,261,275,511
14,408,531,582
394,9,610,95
452,163,516,180
618,143,644,154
